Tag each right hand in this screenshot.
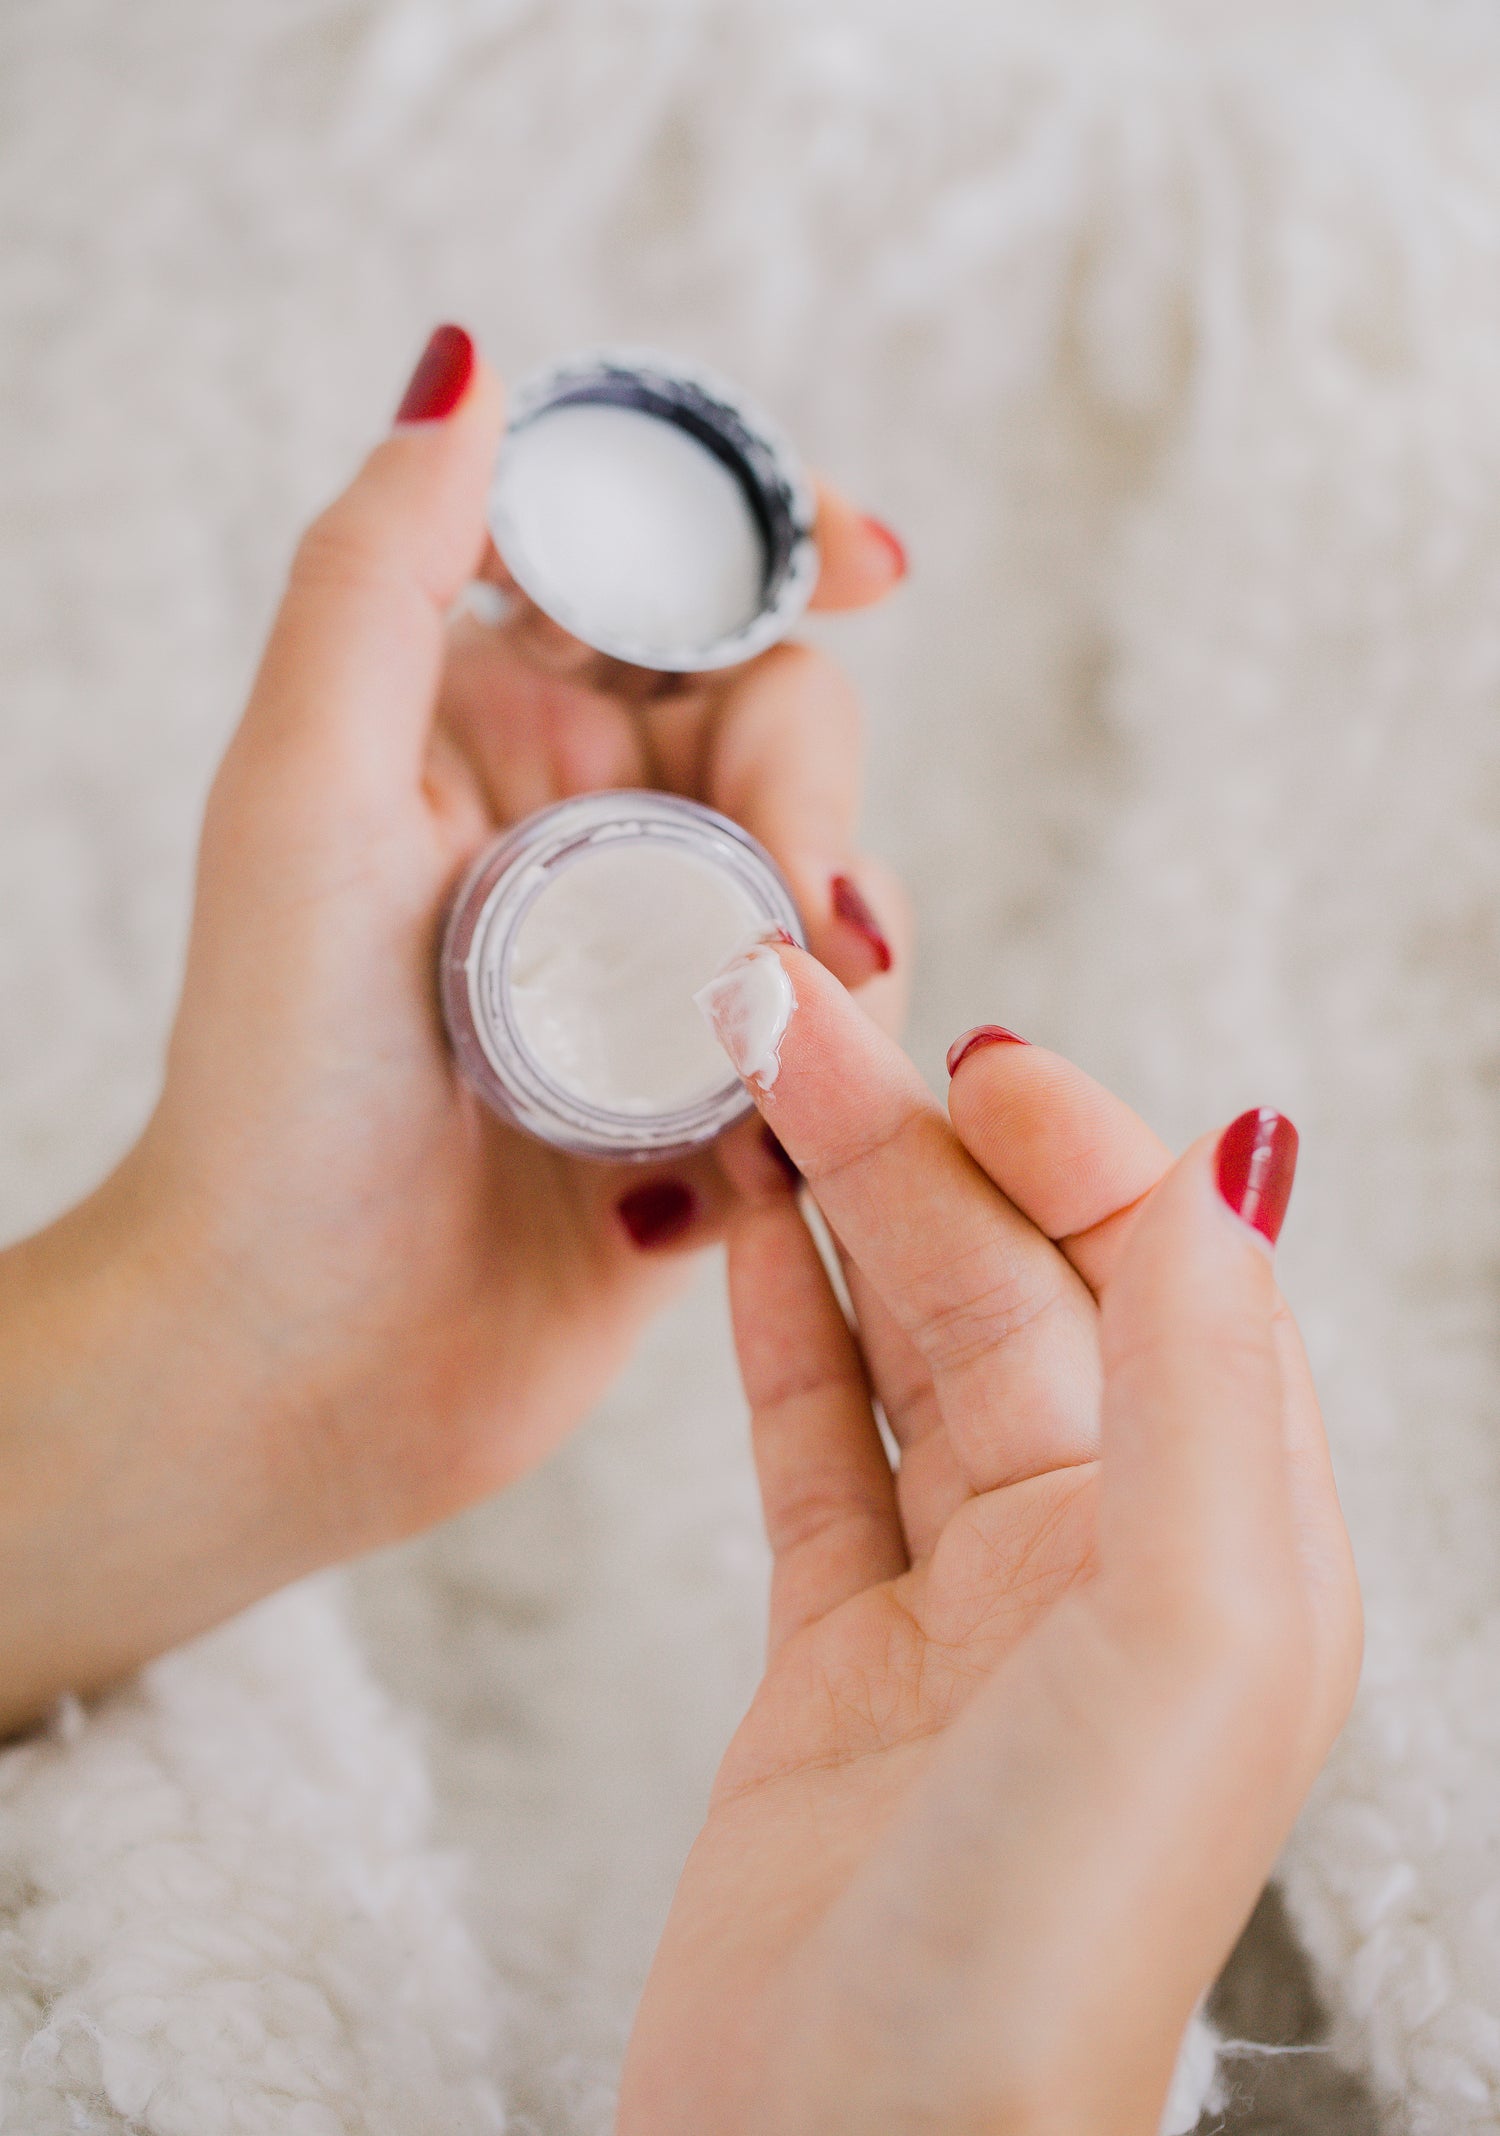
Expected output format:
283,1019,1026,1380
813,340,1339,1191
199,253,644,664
621,946,1362,2136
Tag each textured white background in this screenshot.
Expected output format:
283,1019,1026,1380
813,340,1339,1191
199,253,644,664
4,2,1500,2129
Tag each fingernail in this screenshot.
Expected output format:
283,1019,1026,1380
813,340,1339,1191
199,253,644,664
946,1025,1029,1077
762,1125,802,1187
861,514,908,581
694,943,795,1092
395,324,476,425
618,1179,698,1249
1216,1108,1299,1248
831,875,893,976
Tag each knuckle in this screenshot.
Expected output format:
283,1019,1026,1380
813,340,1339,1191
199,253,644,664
804,1094,932,1196
767,1476,878,1563
916,1259,1063,1378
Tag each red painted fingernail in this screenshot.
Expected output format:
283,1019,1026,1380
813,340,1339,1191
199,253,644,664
1216,1108,1299,1248
762,1125,802,1187
945,1025,1029,1077
764,927,796,948
831,875,893,975
618,1179,698,1249
862,515,908,581
394,324,476,424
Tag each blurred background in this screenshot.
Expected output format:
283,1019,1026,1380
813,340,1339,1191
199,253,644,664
5,2,1500,2129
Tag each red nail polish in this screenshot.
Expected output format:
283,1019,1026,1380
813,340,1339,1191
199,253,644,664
945,1025,1029,1077
762,1125,802,1187
831,875,893,974
862,515,908,581
395,324,476,424
764,927,796,948
1216,1109,1299,1248
618,1179,698,1249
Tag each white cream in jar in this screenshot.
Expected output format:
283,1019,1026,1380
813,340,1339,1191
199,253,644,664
442,793,803,1157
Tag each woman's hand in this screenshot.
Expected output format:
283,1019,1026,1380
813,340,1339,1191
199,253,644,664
0,328,907,1728
619,947,1361,2136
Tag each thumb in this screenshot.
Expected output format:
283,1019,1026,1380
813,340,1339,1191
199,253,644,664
240,324,505,795
1096,1109,1302,1629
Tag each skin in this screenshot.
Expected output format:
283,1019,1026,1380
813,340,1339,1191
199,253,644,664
0,330,1358,2133
0,346,908,1733
619,947,1363,2136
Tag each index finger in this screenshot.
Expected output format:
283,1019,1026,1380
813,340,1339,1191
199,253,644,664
697,941,1101,1491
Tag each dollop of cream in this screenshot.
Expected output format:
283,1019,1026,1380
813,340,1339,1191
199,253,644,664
508,841,764,1115
694,941,795,1092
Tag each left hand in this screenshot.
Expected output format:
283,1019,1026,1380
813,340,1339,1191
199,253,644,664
0,327,908,1728
621,946,1361,2136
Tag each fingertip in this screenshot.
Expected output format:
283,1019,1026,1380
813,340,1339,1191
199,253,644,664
1216,1109,1299,1251
392,323,503,422
795,858,912,1010
807,481,909,611
946,1025,1029,1077
942,1036,1180,1307
393,324,477,424
830,873,893,974
1105,1125,1286,1338
316,335,506,614
695,936,800,1101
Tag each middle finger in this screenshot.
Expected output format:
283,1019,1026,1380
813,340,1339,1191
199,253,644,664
842,1256,973,1558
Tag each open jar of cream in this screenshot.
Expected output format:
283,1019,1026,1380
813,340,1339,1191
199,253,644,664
487,350,818,672
441,793,803,1158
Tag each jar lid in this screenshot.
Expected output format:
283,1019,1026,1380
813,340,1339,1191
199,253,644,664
487,349,818,674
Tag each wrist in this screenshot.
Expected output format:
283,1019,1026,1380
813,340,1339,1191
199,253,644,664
0,1145,318,1731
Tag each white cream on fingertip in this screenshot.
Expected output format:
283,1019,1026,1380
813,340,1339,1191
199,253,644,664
694,941,796,1092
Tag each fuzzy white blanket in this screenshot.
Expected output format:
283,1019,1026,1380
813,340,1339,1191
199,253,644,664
4,1,1500,2129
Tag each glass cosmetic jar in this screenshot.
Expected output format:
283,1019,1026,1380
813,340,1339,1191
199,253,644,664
441,792,804,1159
487,349,819,672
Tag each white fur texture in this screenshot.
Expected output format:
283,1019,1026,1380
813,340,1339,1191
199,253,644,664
4,0,1500,2129
0,1585,506,2132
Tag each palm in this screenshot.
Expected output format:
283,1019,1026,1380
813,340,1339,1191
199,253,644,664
168,588,897,1548
621,1438,1099,2127
723,1463,1096,1798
